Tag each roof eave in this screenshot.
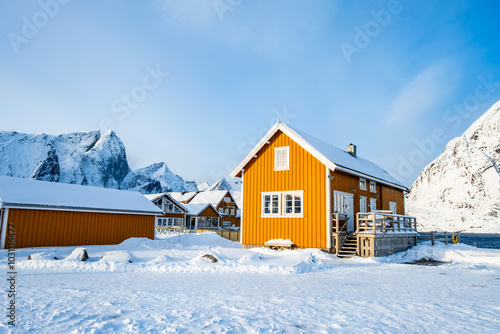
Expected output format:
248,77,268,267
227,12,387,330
333,165,408,191
1,203,162,215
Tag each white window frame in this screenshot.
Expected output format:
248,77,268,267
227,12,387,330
262,192,281,217
261,191,304,218
359,178,367,191
369,181,376,193
218,208,225,215
360,196,367,213
224,196,231,203
274,146,290,171
389,201,397,214
230,208,235,216
223,221,231,228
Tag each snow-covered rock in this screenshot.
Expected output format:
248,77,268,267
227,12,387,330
64,248,89,262
407,100,500,233
0,129,197,194
100,251,134,263
207,177,233,191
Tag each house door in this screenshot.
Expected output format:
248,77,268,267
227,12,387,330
334,191,355,232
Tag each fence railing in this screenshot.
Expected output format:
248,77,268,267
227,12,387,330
155,227,240,242
418,231,460,245
356,211,417,234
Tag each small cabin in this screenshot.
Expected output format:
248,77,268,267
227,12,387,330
0,176,162,249
230,122,417,257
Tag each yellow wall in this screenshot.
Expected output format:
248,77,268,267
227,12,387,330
242,130,327,248
5,208,155,249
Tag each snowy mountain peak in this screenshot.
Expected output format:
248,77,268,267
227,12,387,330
407,100,500,233
0,130,197,194
208,178,233,191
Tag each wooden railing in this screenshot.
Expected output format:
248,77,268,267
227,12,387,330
332,213,349,234
332,213,349,254
356,211,417,235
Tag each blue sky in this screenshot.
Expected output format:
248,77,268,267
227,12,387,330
1,0,499,187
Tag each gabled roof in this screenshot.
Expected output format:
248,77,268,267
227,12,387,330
189,190,238,208
143,192,187,213
230,122,407,190
0,176,163,215
169,191,198,203
183,203,220,216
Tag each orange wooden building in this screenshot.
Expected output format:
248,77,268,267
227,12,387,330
188,190,240,229
230,122,417,257
0,176,162,249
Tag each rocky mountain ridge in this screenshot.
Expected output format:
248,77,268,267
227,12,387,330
0,130,197,194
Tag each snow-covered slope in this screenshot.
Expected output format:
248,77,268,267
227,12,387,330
207,177,233,191
0,130,197,194
407,100,500,233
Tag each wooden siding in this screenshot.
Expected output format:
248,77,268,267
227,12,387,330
198,206,220,218
330,170,405,215
242,130,327,248
216,197,240,228
5,208,155,249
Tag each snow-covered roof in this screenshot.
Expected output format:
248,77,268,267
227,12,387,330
143,193,186,212
230,122,407,190
144,193,165,202
189,190,235,208
183,203,219,216
0,176,163,215
169,191,197,203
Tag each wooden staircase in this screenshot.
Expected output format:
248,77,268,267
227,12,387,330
337,234,358,258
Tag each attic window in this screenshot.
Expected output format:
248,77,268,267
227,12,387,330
359,178,367,191
370,181,376,193
274,146,290,171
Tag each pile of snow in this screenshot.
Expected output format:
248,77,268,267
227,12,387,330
8,232,500,276
2,233,499,333
407,100,500,233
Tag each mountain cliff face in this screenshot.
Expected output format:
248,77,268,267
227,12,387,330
407,100,500,233
0,130,197,194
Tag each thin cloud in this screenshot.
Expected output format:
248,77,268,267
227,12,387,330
386,65,453,126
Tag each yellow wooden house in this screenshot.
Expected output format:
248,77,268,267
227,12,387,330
230,121,417,257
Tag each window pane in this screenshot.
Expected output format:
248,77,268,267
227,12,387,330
284,194,292,213
272,195,279,214
294,195,301,214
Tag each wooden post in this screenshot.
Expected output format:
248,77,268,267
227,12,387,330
431,231,435,246
444,232,448,245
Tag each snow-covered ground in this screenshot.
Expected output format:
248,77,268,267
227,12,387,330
1,233,499,333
